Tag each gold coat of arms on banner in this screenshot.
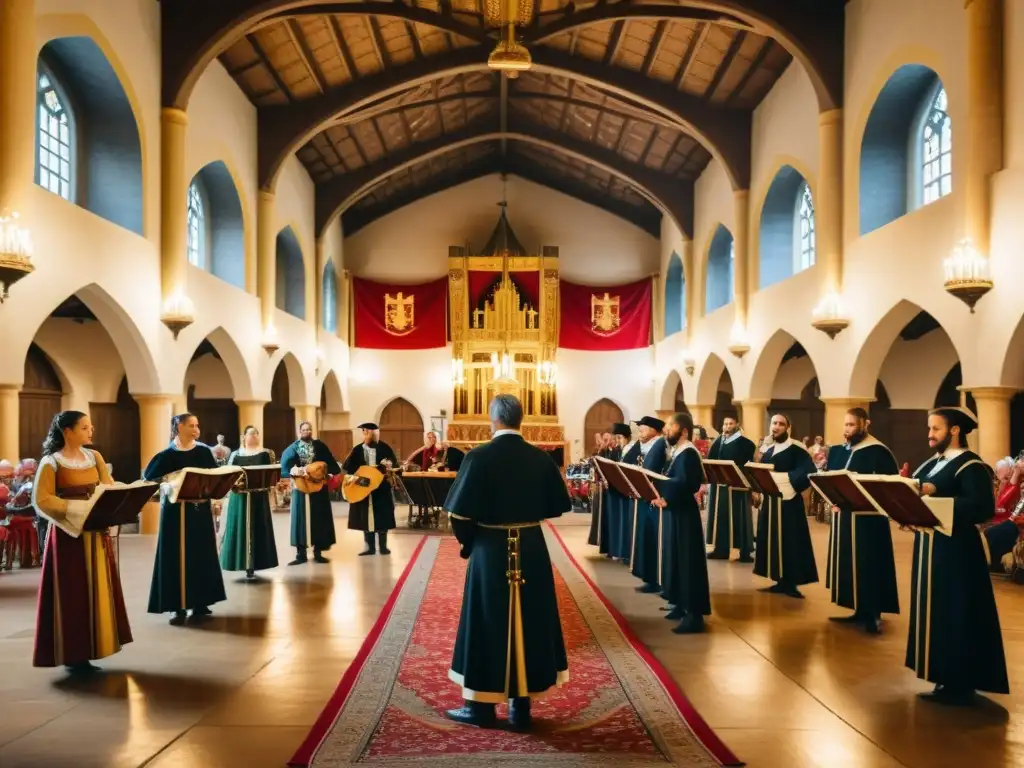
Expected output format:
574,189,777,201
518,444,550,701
591,292,620,335
385,291,415,335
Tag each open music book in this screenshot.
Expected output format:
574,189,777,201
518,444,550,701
593,456,640,500
619,463,669,503
703,460,751,490
852,474,954,534
808,470,877,512
162,465,243,503
40,480,158,538
743,462,796,500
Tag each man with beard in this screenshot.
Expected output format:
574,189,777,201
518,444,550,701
281,421,342,565
651,412,710,634
628,416,667,594
753,413,819,598
445,395,571,729
706,416,757,562
342,422,399,556
907,406,1008,705
824,407,899,634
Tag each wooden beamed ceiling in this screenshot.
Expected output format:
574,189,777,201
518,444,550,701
162,1,845,235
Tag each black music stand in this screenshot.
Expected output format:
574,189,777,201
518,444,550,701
399,472,458,530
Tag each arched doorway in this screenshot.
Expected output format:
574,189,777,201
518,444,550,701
765,341,824,443
89,377,140,482
712,368,738,433
319,372,351,459
185,339,240,450
380,398,424,461
583,399,625,452
19,344,63,460
264,362,296,457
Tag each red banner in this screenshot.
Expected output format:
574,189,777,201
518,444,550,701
353,276,448,349
559,278,652,350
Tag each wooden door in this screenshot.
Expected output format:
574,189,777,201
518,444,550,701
89,377,141,481
187,384,240,451
264,364,295,457
379,398,423,462
583,399,624,453
18,344,63,460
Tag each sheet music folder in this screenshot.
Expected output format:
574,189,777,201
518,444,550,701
164,466,243,503
743,463,782,496
854,476,951,533
808,470,877,513
593,456,640,500
619,464,668,503
40,480,158,538
236,465,281,492
703,460,750,490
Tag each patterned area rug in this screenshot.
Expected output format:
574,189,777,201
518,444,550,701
290,528,742,767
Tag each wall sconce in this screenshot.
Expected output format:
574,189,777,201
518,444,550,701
943,238,992,312
160,290,195,340
314,348,324,376
261,324,279,356
681,351,696,376
0,210,33,303
811,292,850,338
727,321,750,359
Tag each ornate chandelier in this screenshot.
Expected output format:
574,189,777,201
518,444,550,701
811,291,850,338
943,238,992,312
0,210,34,303
486,0,534,77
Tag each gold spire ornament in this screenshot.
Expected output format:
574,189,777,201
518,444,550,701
486,0,534,75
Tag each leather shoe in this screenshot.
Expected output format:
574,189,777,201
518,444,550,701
829,613,862,624
918,686,974,706
313,554,330,563
707,552,729,560
864,616,882,635
358,549,376,557
288,557,307,566
672,614,705,634
508,697,532,731
446,705,497,728
664,608,683,620
737,555,754,563
636,583,660,594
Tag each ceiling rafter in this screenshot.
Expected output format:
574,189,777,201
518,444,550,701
673,21,709,90
642,20,668,77
367,16,393,69
704,30,748,101
285,18,327,94
724,36,774,105
326,15,360,81
604,21,626,67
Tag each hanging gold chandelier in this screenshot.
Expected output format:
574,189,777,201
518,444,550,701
486,0,534,76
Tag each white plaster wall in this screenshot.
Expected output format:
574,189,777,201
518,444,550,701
344,174,659,284
276,154,317,329
691,160,735,320
346,347,453,437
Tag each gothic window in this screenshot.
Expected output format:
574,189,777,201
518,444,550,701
797,182,815,271
921,86,952,206
187,181,206,268
36,71,73,201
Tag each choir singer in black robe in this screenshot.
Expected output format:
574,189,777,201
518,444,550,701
908,406,1008,705
652,412,711,634
342,423,398,556
444,394,571,730
825,407,900,634
706,416,757,562
629,416,667,593
754,413,819,598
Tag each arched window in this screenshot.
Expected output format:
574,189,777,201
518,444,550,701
705,225,734,315
36,70,74,201
796,182,815,271
186,181,206,268
664,253,684,337
920,86,952,206
322,263,338,333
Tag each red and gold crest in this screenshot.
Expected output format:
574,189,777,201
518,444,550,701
590,292,620,336
384,291,416,336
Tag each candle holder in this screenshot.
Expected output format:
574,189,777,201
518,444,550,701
0,211,34,303
811,292,850,339
943,239,992,312
728,322,750,359
261,325,279,356
160,292,194,340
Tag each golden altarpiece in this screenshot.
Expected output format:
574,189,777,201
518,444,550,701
446,206,567,460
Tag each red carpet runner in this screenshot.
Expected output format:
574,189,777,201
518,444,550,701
290,528,742,767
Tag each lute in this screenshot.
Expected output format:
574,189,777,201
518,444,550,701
292,461,329,494
342,465,386,504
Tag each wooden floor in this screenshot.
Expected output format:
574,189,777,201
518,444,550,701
0,509,1020,768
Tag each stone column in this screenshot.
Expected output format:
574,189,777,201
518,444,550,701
651,272,664,344
236,400,267,439
340,270,352,343
817,109,844,295
0,385,20,462
969,386,1016,466
820,397,872,447
732,190,750,332
739,398,770,443
964,0,1004,254
681,239,696,339
689,403,714,433
295,404,318,436
135,395,174,534
0,0,36,220
160,109,189,315
257,191,276,333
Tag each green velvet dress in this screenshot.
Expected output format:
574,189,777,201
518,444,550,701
219,450,279,573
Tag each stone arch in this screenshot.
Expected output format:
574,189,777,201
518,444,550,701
999,314,1024,389
275,225,306,319
17,283,159,395
704,224,734,316
659,369,684,412
278,351,309,407
37,30,144,235
318,369,345,414
695,352,729,406
756,163,815,289
378,396,426,460
857,61,948,236
747,328,822,402
180,326,253,401
583,398,626,447
189,161,246,289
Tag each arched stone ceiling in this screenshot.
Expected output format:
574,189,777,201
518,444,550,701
162,0,844,235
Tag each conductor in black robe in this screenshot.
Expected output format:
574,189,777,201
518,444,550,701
706,416,757,562
909,406,1008,705
342,423,398,556
281,421,342,565
444,394,571,730
652,412,711,634
824,407,900,634
754,413,819,598
629,417,667,594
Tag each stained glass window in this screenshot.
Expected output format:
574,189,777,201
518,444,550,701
797,182,815,270
187,181,205,267
36,72,73,200
921,87,952,205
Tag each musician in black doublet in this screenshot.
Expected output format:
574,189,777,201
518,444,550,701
653,413,711,634
342,422,399,556
908,407,1008,704
824,409,900,634
629,417,668,593
281,422,341,565
705,417,757,562
754,414,819,598
445,395,570,730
